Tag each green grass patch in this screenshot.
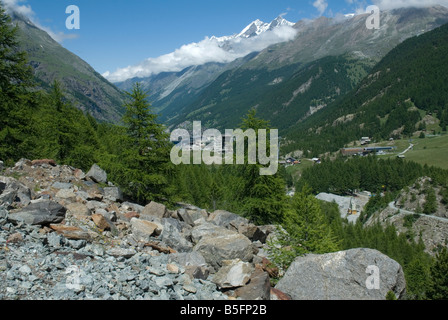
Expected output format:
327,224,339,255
286,160,315,183
378,134,448,170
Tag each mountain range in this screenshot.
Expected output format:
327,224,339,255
113,6,448,135
12,5,448,153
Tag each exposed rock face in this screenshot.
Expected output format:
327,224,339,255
367,204,448,256
275,248,406,300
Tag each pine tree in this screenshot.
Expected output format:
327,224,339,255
268,187,341,270
423,187,438,215
236,109,287,225
0,5,34,163
286,187,341,254
405,256,431,300
427,247,448,300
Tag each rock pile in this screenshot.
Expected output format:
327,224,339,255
0,159,276,300
0,159,407,300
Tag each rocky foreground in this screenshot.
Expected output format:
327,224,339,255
0,159,406,300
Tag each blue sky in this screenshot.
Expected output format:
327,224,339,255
5,0,365,74
5,0,448,79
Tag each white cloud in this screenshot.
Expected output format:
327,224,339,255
103,25,298,83
313,0,329,15
2,0,78,43
372,0,448,10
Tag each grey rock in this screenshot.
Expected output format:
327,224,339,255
89,244,105,256
96,209,117,222
86,164,107,184
141,201,169,220
212,259,254,289
208,210,249,230
0,260,9,272
170,251,208,268
193,225,253,270
86,200,107,211
66,202,91,217
234,268,271,300
121,202,145,213
107,248,137,259
0,206,8,220
177,209,195,227
18,265,32,275
55,189,76,200
190,222,224,244
74,191,89,201
161,218,193,253
52,182,73,190
0,160,3,172
147,266,166,276
20,281,33,289
47,232,64,248
275,248,407,300
155,277,174,288
186,266,209,280
130,218,163,241
183,284,197,294
67,239,87,250
9,200,66,226
236,223,268,243
0,176,32,207
104,187,124,202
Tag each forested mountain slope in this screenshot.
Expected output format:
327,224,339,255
12,12,125,123
167,6,448,132
283,21,448,156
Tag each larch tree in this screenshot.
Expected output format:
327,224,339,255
117,83,175,204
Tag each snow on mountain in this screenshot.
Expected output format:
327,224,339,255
212,16,295,42
104,16,297,82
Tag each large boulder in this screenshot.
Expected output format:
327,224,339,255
8,200,67,226
141,201,169,220
86,164,107,184
0,176,31,207
192,223,253,270
275,248,406,300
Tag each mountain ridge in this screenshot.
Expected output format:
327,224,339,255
11,12,126,123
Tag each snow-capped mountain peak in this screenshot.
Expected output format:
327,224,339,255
237,19,270,38
212,16,295,42
269,16,295,29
